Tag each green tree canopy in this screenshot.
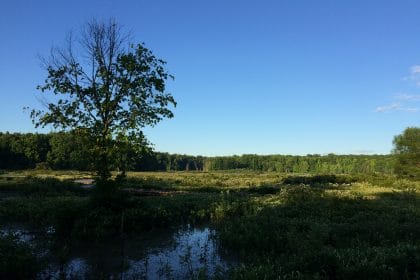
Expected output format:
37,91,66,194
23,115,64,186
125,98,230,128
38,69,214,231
31,19,176,179
393,127,420,179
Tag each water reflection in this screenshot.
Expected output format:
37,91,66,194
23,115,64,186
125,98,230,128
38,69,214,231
0,225,35,243
39,226,233,279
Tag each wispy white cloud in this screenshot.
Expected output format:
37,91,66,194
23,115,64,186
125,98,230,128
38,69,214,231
375,103,401,113
403,65,420,86
402,107,418,112
374,102,418,113
411,65,420,74
375,66,420,113
395,93,420,101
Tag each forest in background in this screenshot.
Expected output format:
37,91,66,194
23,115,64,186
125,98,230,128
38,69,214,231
0,132,394,174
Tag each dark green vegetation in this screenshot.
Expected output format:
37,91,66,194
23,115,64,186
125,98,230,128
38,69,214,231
0,131,394,173
1,127,419,278
0,233,40,279
393,127,420,180
1,171,419,278
31,19,176,180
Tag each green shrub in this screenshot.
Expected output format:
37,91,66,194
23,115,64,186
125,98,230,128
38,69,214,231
283,174,356,185
0,234,41,279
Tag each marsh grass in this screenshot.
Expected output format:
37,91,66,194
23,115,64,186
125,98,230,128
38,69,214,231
0,170,419,278
0,232,41,279
217,183,420,279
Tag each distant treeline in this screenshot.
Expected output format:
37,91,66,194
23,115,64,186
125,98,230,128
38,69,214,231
0,132,394,174
204,154,394,174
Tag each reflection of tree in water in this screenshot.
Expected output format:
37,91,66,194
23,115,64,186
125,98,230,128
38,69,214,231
42,226,233,279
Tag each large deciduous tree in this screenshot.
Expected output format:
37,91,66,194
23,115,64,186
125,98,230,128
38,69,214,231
31,19,176,180
393,127,420,179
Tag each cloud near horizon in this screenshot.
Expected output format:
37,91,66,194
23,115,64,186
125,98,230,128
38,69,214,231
374,102,418,113
375,66,420,113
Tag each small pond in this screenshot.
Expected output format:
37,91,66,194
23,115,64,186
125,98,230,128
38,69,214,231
1,225,236,279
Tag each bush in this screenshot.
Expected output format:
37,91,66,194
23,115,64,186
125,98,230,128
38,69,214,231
0,234,41,279
34,162,50,170
282,174,356,185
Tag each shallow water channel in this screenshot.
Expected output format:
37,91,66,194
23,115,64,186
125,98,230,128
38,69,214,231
2,225,235,279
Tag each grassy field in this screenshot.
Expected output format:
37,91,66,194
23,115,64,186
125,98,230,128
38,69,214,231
0,170,419,279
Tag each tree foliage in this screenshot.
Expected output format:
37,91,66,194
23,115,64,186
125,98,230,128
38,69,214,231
393,127,420,179
0,132,395,174
31,19,176,179
47,130,93,170
203,153,393,174
0,132,50,169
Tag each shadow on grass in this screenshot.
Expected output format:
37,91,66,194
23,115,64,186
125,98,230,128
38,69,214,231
120,176,283,195
217,186,420,279
0,176,90,197
121,176,179,190
1,175,420,279
282,174,357,185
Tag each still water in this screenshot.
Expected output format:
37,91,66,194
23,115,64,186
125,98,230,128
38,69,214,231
2,225,235,279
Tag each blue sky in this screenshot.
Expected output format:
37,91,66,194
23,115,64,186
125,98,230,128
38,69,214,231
1,0,420,156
